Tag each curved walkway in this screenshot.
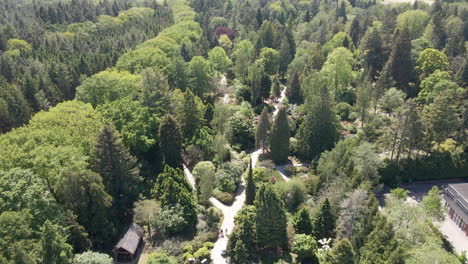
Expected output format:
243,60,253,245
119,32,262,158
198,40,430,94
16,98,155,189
184,87,288,264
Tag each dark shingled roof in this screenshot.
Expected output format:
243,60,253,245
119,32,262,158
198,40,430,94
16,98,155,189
113,223,144,255
444,183,468,223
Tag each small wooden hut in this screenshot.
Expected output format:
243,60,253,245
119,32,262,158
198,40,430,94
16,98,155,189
113,223,144,262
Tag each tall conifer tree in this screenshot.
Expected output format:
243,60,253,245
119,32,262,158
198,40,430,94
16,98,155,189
255,184,288,251
270,107,290,163
255,107,270,152
245,159,256,206
159,114,183,168
90,125,140,229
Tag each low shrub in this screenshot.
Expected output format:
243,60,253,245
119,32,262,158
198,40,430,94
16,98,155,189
213,189,235,205
335,102,353,121
253,167,284,183
284,165,297,176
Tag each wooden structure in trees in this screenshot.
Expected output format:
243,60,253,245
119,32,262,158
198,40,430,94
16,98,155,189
113,223,144,263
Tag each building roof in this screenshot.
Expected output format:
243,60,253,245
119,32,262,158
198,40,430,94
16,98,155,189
113,223,144,255
444,183,468,223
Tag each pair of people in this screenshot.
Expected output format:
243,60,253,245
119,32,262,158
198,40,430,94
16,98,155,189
219,228,228,237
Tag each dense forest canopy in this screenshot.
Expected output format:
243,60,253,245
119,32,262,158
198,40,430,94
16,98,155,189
0,0,467,263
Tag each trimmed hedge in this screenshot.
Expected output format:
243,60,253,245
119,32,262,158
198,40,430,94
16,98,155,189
380,152,468,187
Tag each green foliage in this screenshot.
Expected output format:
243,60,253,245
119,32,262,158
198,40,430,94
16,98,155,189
417,70,463,105
90,125,140,231
406,241,461,264
423,90,463,147
421,186,444,222
227,104,255,150
360,23,385,79
41,220,73,264
248,59,265,105
232,40,254,82
6,38,32,53
0,77,31,133
298,76,340,161
152,204,188,237
327,238,355,264
75,69,141,107
208,46,232,73
312,199,336,240
259,47,280,75
287,72,302,104
383,28,414,94
193,246,211,260
139,67,172,115
270,107,290,163
320,47,355,102
359,214,404,264
390,188,409,200
153,165,197,233
116,47,170,74
98,98,159,156
0,168,61,229
159,114,184,168
188,56,212,97
381,152,468,184
0,101,104,186
379,88,405,115
133,199,160,237
292,234,318,261
255,107,270,151
293,208,313,235
0,210,39,263
147,251,178,264
57,169,112,250
335,102,353,121
172,89,204,140
416,48,449,78
245,159,256,206
228,206,258,262
72,251,112,264
275,178,306,212
192,161,216,204
255,184,288,251
397,10,430,39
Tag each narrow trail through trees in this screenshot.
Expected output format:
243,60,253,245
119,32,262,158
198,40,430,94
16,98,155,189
183,85,288,264
210,86,288,264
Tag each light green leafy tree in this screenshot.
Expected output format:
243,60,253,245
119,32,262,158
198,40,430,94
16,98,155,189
292,234,318,261
188,56,212,97
208,46,232,74
75,69,141,107
421,186,444,222
321,47,356,101
416,48,449,79
259,47,280,75
192,161,216,204
397,10,430,39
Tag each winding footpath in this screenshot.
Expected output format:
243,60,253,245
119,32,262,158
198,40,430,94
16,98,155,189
184,86,288,264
